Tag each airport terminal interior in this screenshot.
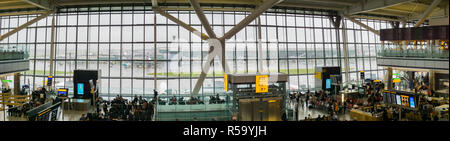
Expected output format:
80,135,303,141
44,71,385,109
0,0,448,121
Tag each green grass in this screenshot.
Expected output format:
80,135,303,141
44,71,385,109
25,70,68,75
147,68,317,77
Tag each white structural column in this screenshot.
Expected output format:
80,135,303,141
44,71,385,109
49,14,56,78
153,7,210,40
152,0,281,95
189,0,220,95
414,0,442,27
342,14,380,36
257,16,263,73
152,0,158,121
189,0,217,38
341,18,350,83
221,0,282,40
192,0,281,95
0,10,47,17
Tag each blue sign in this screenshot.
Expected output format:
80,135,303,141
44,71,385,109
326,79,331,89
409,97,415,108
77,83,84,95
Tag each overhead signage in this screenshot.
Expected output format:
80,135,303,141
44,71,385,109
224,74,228,92
314,72,321,79
256,75,269,93
47,76,53,86
393,78,401,83
360,71,365,79
401,95,409,107
409,97,415,108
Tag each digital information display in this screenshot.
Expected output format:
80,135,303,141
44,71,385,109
57,88,68,96
409,97,415,108
47,76,53,86
325,79,331,89
401,95,409,107
77,83,84,95
396,95,401,105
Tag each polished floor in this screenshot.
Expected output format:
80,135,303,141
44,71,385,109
291,100,351,121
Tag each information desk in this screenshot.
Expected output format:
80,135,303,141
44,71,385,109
63,98,91,111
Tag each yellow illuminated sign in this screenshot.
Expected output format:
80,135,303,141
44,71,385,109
268,100,277,103
256,75,269,93
393,79,401,83
314,72,321,79
224,74,228,91
57,89,67,92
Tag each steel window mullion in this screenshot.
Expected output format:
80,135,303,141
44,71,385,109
177,10,181,96
43,16,48,77
294,12,300,89
131,7,134,96
64,13,68,91
166,12,169,96
352,20,358,80
108,6,112,100
75,10,79,71
22,15,29,85
284,9,289,76
86,6,90,69
189,10,192,93
143,6,146,97
54,13,59,85
120,7,123,96
303,13,309,90
321,12,326,66
275,11,280,73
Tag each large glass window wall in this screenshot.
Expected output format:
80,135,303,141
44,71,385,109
0,5,393,99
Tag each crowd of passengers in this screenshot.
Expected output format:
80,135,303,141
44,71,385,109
290,83,385,120
80,95,154,121
80,94,226,121
168,94,225,105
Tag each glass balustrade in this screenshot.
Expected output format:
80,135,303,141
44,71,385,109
0,45,29,61
377,45,449,59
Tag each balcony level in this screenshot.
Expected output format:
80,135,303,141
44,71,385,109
377,47,449,70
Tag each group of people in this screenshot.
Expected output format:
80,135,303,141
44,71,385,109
169,96,204,105
303,113,339,121
290,90,347,121
5,87,50,118
167,94,224,105
291,90,352,115
81,95,155,121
